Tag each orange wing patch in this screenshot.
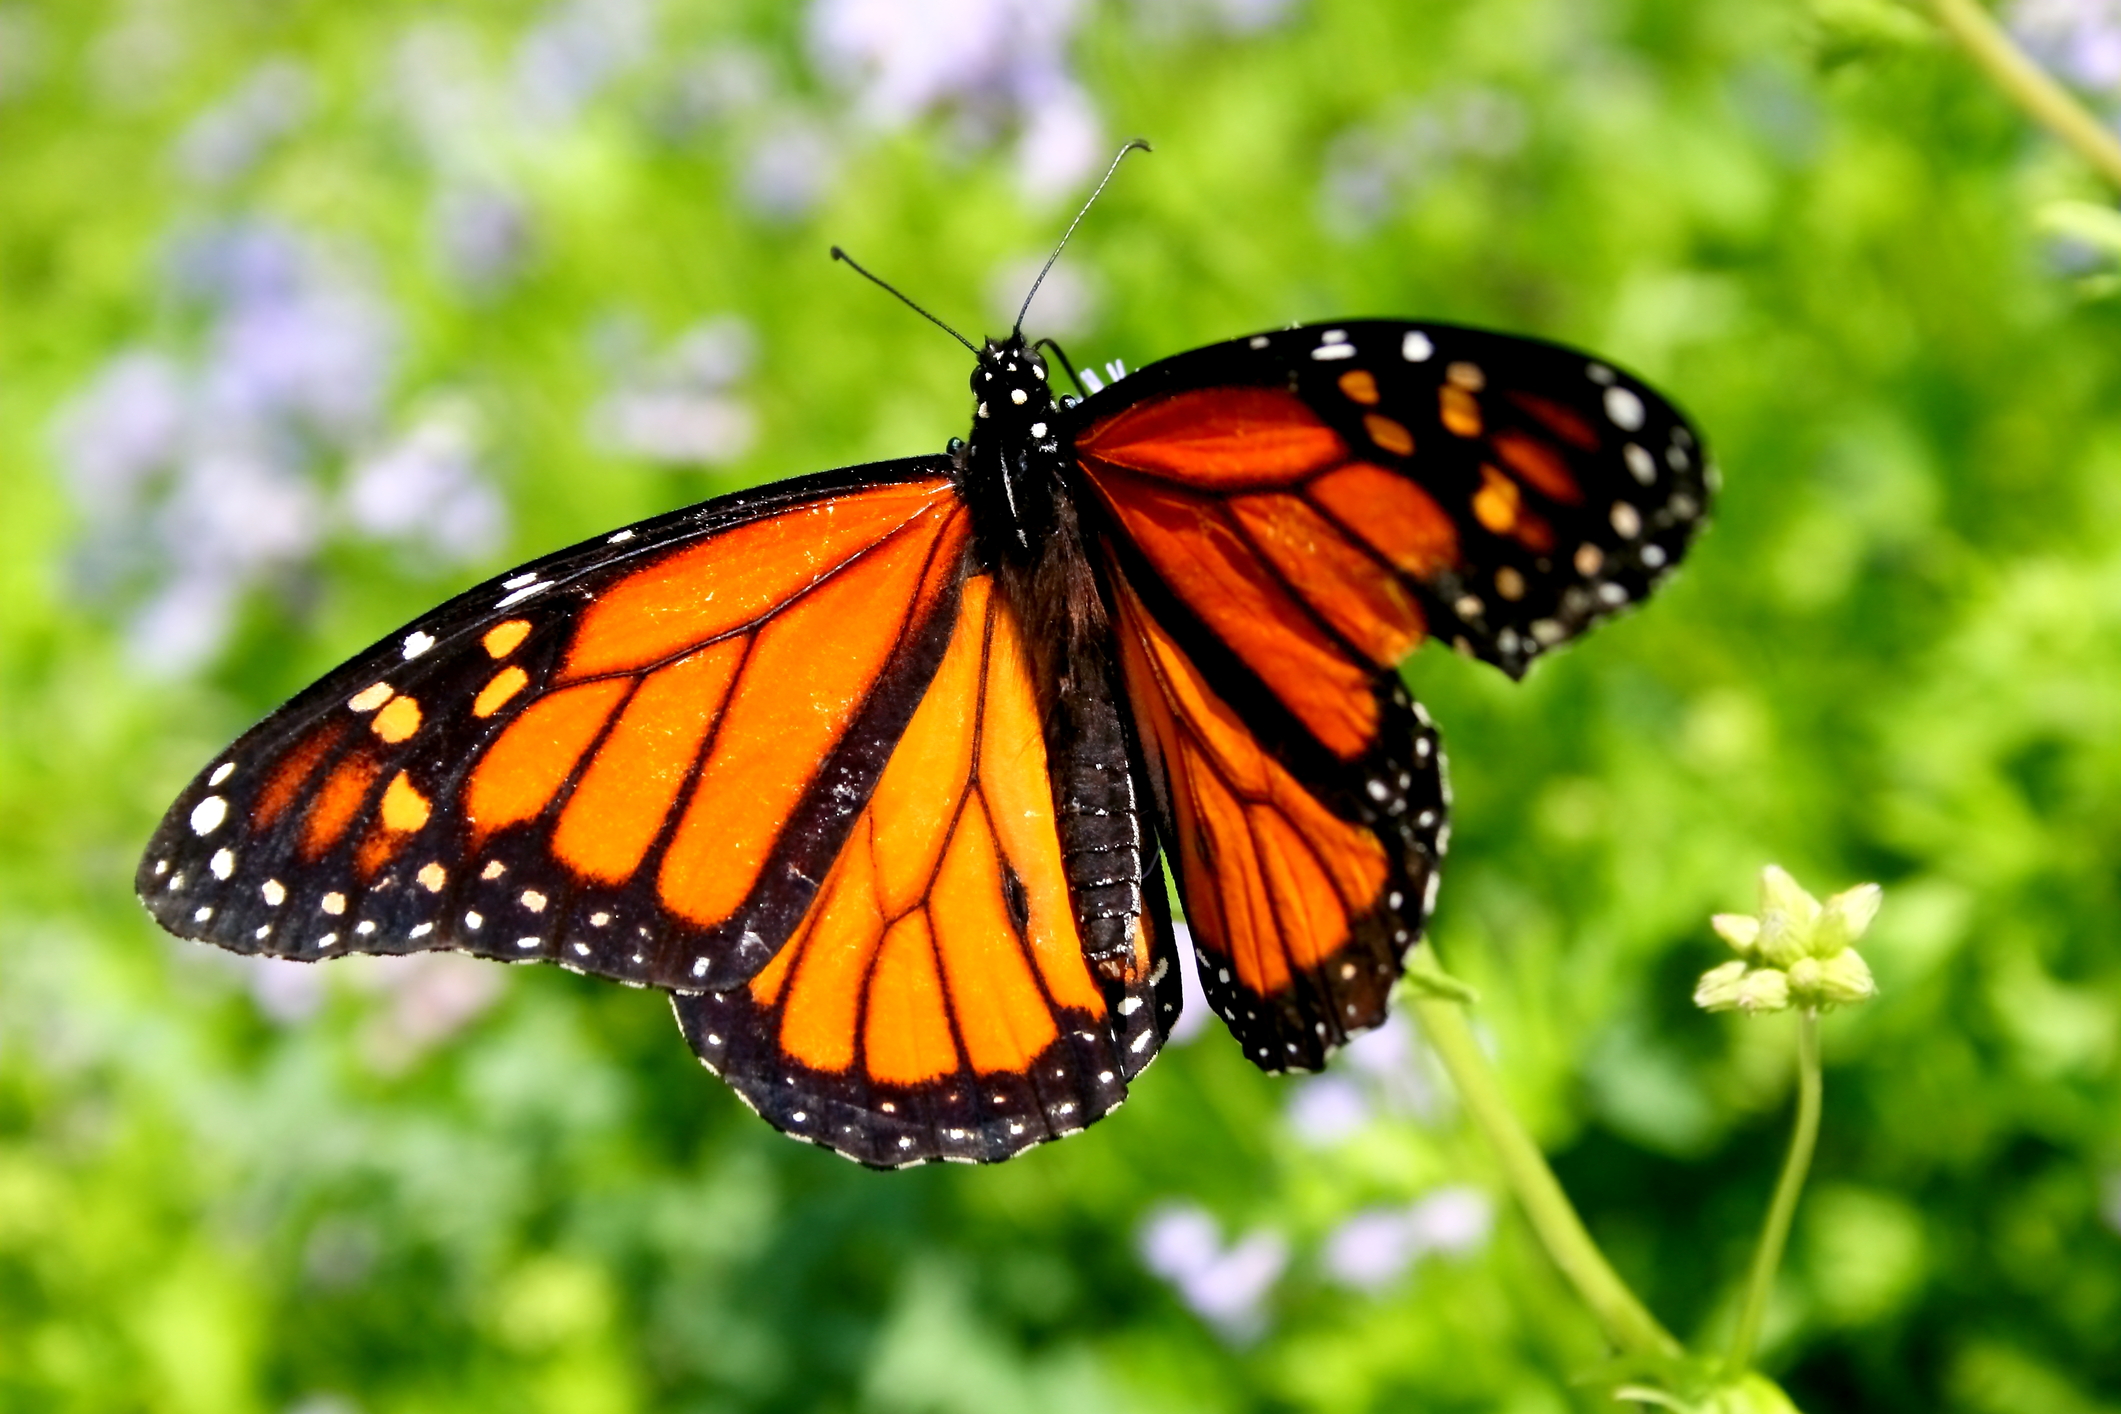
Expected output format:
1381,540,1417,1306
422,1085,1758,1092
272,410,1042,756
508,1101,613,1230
452,488,969,939
1077,387,1348,488
559,482,949,681
749,576,1106,1084
1112,570,1388,1004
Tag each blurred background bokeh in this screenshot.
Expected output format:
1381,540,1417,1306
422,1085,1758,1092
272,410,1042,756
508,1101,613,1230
7,0,2121,1409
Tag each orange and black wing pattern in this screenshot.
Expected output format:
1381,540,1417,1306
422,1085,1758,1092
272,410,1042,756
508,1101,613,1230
675,574,1180,1166
1073,321,1709,1068
138,461,976,993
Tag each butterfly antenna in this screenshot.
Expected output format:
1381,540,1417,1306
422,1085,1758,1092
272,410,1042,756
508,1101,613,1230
1015,138,1152,336
830,246,976,352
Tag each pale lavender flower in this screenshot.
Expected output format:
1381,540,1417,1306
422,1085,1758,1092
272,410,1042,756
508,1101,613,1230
739,118,841,221
54,351,187,507
592,315,759,465
989,253,1098,339
2010,0,2121,91
1321,1186,1494,1292
807,0,1102,199
1138,1203,1289,1342
1283,1074,1373,1146
656,45,776,137
345,407,507,563
1321,89,1529,234
51,220,496,675
175,59,312,185
514,0,658,124
348,953,507,1071
239,955,329,1025
1130,0,1298,40
435,187,535,293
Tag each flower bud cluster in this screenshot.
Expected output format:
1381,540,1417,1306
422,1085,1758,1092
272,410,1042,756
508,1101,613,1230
1694,865,1879,1015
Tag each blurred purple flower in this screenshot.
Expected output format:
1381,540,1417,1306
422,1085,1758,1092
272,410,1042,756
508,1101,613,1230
1129,0,1299,41
54,351,187,507
347,953,507,1071
235,955,329,1025
346,407,507,563
807,0,1103,200
435,187,536,293
989,252,1098,339
514,0,657,124
54,219,507,675
1322,89,1529,235
592,315,759,465
175,58,312,185
1138,1203,1289,1342
2010,0,2121,91
1341,1010,1444,1119
1284,1074,1373,1146
1321,1185,1494,1292
739,118,842,221
1280,1011,1444,1143
656,45,776,137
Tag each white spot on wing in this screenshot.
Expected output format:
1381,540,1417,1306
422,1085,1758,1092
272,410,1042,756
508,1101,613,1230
1402,330,1434,362
208,762,234,787
1604,386,1646,430
190,796,228,835
210,849,234,880
608,529,636,544
262,880,285,906
402,630,436,660
496,581,550,610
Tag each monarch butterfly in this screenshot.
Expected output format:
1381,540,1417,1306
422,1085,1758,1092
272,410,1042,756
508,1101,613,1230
137,152,1710,1168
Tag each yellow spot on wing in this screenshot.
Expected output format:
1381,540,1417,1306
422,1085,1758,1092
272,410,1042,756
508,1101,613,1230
1473,465,1521,535
1337,369,1379,405
1440,386,1482,438
349,682,393,712
417,862,446,892
483,619,532,658
475,666,530,719
1363,414,1414,456
373,696,422,743
381,772,432,833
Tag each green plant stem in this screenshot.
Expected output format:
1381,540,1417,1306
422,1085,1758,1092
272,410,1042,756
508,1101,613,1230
1409,988,1683,1362
1727,1006,1823,1374
1926,0,2121,192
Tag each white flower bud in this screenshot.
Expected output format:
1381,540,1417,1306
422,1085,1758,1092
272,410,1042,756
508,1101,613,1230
1711,913,1761,956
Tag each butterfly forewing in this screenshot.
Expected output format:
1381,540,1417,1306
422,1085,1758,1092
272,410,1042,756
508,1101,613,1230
138,459,974,993
1076,320,1710,689
1071,320,1708,1071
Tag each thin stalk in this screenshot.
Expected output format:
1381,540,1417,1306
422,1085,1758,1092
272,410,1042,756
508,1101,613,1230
1410,990,1683,1361
1727,1007,1823,1374
1926,0,2121,192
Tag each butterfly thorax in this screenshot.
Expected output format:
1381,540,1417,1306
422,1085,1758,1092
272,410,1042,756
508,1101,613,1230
961,334,1064,561
957,333,1107,708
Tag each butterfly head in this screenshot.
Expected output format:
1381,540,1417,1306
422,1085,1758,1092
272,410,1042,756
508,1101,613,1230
971,333,1057,431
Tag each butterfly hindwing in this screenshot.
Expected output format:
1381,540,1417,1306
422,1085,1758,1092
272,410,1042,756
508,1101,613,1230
1073,320,1708,1070
1105,554,1445,1072
137,459,975,993
675,575,1176,1166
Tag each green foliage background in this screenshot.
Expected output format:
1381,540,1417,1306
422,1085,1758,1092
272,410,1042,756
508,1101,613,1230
6,0,2121,1409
